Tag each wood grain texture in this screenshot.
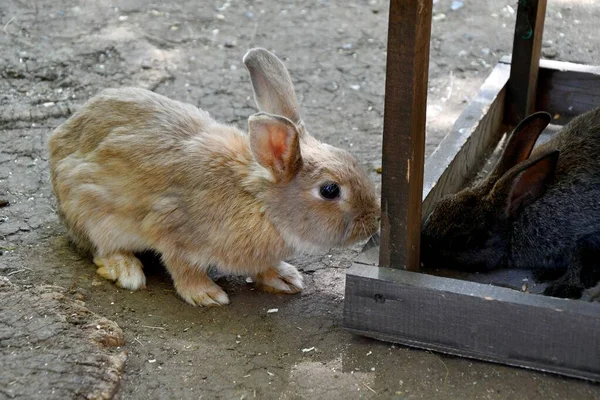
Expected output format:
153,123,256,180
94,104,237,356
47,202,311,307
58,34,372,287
378,0,432,272
501,56,600,124
343,264,600,382
505,0,547,124
536,59,600,124
421,63,510,221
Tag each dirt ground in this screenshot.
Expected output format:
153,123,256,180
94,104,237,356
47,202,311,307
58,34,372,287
1,0,600,399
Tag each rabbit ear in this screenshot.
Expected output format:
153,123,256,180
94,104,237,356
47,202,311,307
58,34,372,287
248,112,303,183
244,48,302,126
492,149,559,218
489,112,552,182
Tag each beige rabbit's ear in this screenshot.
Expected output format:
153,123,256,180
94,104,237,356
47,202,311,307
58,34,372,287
244,48,302,126
248,113,303,184
488,111,552,183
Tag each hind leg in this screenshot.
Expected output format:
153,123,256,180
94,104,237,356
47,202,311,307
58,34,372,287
543,273,584,299
94,252,146,290
544,232,600,299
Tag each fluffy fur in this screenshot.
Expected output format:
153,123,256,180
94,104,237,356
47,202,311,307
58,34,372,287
421,108,600,298
49,48,380,306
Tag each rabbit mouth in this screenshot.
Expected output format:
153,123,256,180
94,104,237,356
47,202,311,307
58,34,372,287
345,216,380,245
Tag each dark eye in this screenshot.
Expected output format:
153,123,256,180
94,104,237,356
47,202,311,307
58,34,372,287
319,182,341,200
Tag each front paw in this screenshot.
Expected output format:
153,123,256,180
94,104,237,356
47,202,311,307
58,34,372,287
255,261,304,294
175,276,230,307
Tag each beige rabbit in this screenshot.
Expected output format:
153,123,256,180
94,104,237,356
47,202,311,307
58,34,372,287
49,48,380,306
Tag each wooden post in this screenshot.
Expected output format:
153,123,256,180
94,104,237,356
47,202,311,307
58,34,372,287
506,0,547,124
379,0,432,271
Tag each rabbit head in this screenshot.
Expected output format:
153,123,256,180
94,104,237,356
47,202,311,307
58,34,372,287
243,48,380,253
421,112,559,271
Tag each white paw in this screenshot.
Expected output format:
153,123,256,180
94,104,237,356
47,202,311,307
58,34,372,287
176,279,230,307
256,261,304,294
94,253,146,291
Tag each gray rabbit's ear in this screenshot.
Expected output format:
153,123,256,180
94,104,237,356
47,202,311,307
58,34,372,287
492,149,559,218
488,112,552,183
244,48,302,126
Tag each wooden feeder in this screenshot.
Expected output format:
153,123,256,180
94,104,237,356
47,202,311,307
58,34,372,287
343,0,600,381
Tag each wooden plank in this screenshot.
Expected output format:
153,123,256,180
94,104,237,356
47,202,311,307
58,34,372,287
343,264,600,382
505,0,547,122
502,56,600,124
505,0,547,124
421,63,510,221
536,59,600,125
378,0,432,272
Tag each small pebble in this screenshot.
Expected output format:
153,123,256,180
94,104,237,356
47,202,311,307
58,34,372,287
542,48,558,59
141,60,152,69
450,1,464,11
267,308,278,314
118,15,128,21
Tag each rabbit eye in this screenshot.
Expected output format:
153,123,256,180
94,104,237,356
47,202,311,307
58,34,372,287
319,182,341,200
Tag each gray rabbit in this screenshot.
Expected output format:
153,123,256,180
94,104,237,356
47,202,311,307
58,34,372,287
421,108,600,298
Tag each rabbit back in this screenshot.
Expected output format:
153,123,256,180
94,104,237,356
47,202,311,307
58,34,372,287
511,108,600,269
536,108,600,178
